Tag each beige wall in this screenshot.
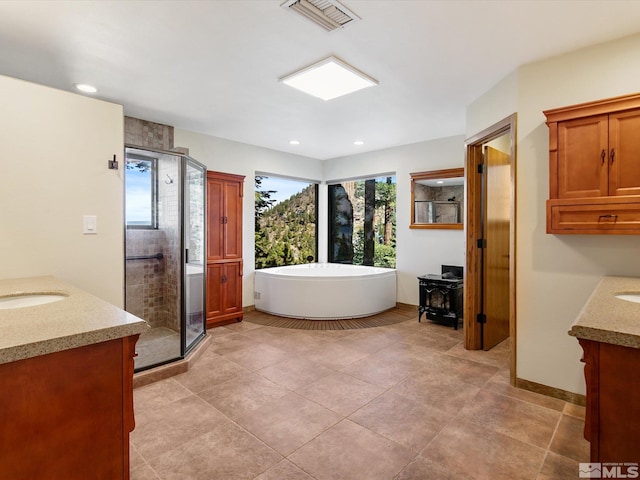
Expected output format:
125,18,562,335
0,75,125,306
468,33,640,395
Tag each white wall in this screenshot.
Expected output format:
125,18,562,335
468,33,640,395
324,136,466,305
173,129,324,305
0,75,125,306
467,70,518,137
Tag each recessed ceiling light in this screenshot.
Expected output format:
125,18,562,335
289,140,300,145
354,140,364,146
436,180,444,184
280,56,377,101
74,83,98,93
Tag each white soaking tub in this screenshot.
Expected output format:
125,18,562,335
254,263,397,320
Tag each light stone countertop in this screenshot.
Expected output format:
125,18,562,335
569,276,640,349
0,276,148,365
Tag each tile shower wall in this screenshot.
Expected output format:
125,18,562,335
125,116,174,151
125,117,180,332
158,157,180,332
414,184,464,224
125,230,166,328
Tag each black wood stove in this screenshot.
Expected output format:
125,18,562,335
418,265,464,329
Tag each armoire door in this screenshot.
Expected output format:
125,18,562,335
223,180,243,259
207,176,225,262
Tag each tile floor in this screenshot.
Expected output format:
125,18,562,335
130,309,589,480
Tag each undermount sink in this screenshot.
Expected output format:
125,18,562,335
615,294,640,304
0,293,68,310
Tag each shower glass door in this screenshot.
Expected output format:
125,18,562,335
183,157,206,354
125,147,206,371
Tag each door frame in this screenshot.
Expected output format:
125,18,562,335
464,113,517,385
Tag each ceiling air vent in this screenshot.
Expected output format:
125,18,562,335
281,0,360,31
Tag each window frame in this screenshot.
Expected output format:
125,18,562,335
125,154,159,230
254,174,319,268
327,174,396,267
410,168,464,230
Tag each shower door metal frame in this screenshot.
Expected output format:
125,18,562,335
181,154,207,358
124,145,207,372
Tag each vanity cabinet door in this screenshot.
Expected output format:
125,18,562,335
0,336,138,480
579,338,640,463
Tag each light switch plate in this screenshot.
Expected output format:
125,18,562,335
83,215,97,234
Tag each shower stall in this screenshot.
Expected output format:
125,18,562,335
124,146,206,371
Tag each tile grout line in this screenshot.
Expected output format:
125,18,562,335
536,412,565,479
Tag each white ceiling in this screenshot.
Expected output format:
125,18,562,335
1,1,640,160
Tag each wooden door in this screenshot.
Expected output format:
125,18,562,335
483,146,511,350
557,115,608,198
207,176,224,262
223,180,243,259
608,109,640,197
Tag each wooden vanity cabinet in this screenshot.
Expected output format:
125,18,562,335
0,335,139,480
579,338,640,462
545,93,640,234
206,170,244,328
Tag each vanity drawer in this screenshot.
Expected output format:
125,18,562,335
548,201,640,234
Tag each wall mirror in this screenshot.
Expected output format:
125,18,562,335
410,168,464,229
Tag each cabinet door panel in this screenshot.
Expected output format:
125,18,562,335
224,181,243,259
223,262,242,314
609,109,640,196
207,178,224,261
597,342,640,462
0,339,129,479
558,115,608,198
206,263,223,319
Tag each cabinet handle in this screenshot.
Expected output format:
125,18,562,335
610,148,615,163
601,149,606,164
598,214,618,221
221,274,227,283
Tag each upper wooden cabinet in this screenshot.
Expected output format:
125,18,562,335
207,171,244,261
545,93,640,234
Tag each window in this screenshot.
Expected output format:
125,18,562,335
328,175,396,268
255,175,318,269
410,168,464,229
125,153,158,228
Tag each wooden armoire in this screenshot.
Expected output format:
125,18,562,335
206,171,244,328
